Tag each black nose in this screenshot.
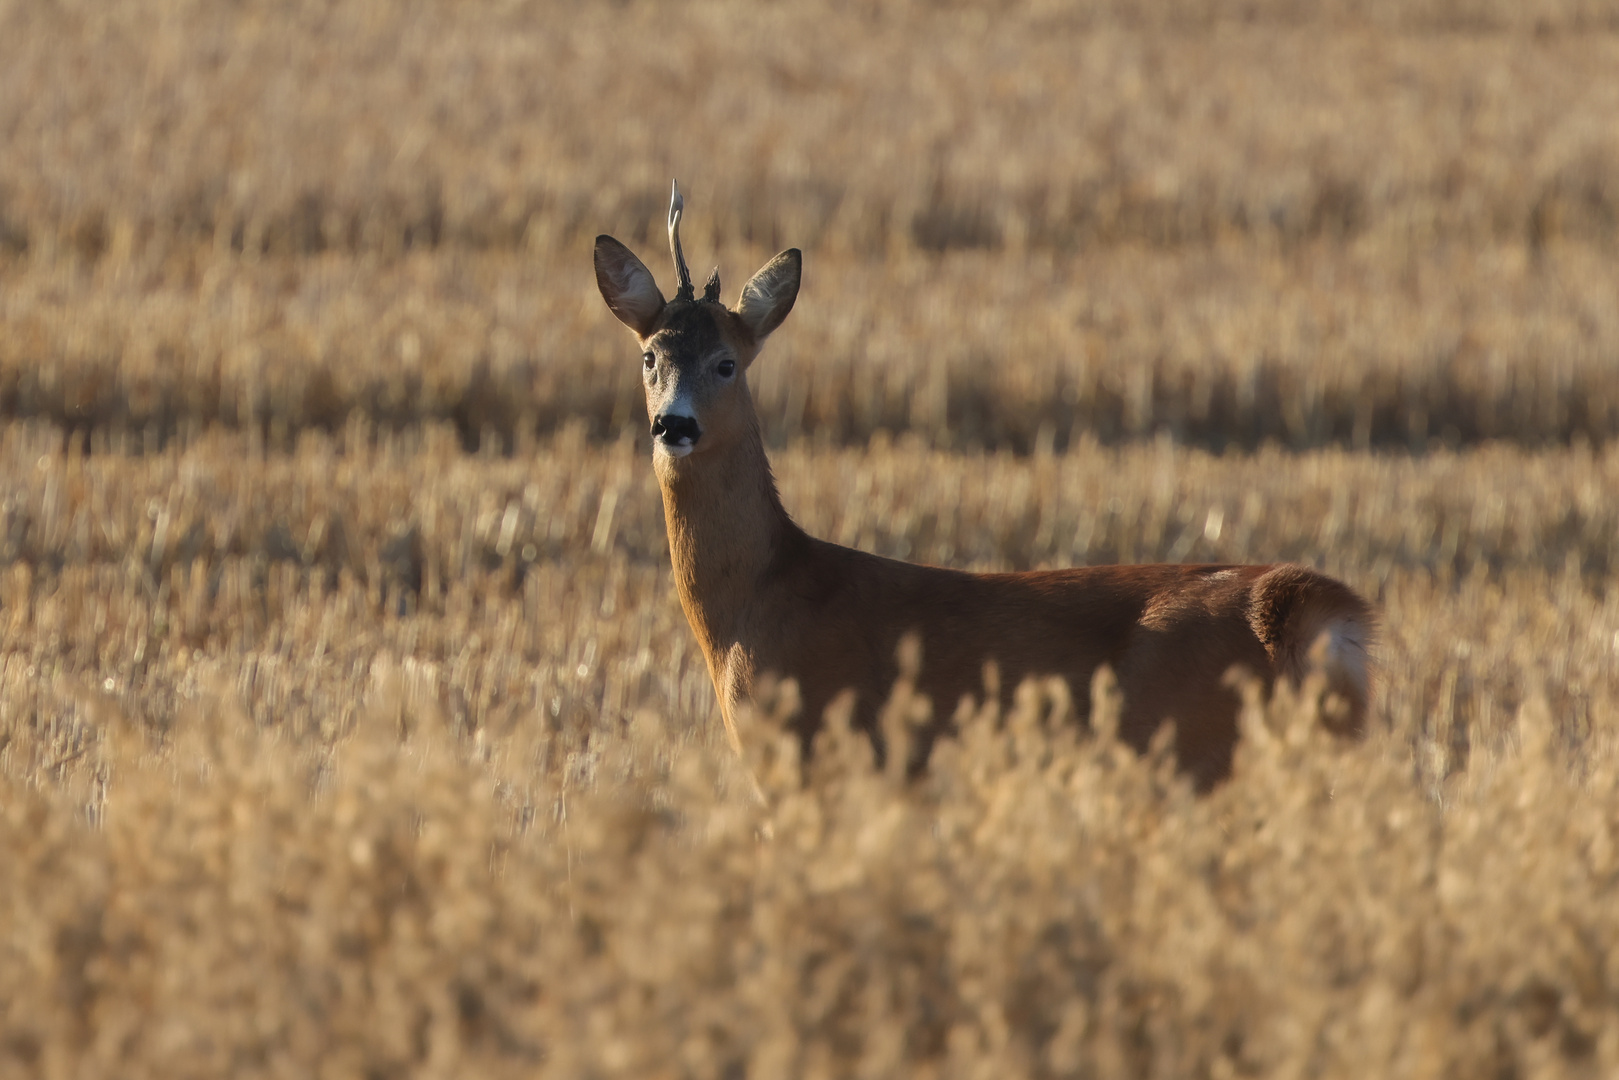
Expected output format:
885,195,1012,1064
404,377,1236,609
651,414,702,446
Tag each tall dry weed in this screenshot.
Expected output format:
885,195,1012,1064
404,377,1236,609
5,653,1618,1076
0,427,1616,1073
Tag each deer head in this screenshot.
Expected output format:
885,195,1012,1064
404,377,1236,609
594,181,801,464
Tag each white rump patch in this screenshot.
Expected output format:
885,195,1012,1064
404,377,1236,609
1313,614,1371,696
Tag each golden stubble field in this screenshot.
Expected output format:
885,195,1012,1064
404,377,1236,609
4,1,1619,1077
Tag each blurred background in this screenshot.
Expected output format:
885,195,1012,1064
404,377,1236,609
4,0,1618,452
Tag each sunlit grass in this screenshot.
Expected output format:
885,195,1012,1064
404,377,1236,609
2,428,1617,1073
4,0,1619,1073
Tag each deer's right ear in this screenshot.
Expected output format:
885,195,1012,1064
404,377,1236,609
594,235,666,337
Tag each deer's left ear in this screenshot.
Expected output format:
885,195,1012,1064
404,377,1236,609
737,249,801,343
595,235,666,337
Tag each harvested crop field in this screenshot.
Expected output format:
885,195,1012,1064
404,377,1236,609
3,1,1619,1077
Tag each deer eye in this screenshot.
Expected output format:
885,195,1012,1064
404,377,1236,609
642,352,655,371
716,358,736,378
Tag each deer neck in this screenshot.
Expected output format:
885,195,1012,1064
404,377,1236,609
655,403,797,664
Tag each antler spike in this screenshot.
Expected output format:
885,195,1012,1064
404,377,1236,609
667,180,695,302
703,267,722,303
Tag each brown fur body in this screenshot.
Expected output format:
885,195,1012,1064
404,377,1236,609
660,400,1372,788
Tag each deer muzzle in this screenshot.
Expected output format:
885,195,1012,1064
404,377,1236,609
651,413,702,456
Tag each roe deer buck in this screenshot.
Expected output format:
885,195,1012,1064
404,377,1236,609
595,182,1374,789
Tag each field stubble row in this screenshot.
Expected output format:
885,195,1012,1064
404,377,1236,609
4,239,1619,452
3,420,1616,791
2,422,1618,1075
5,1,1619,260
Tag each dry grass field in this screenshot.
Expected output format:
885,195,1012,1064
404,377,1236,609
4,0,1619,1076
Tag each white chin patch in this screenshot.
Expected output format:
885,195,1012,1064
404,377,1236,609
660,440,695,458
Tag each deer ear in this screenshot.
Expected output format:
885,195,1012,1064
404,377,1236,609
594,235,666,337
737,249,801,342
